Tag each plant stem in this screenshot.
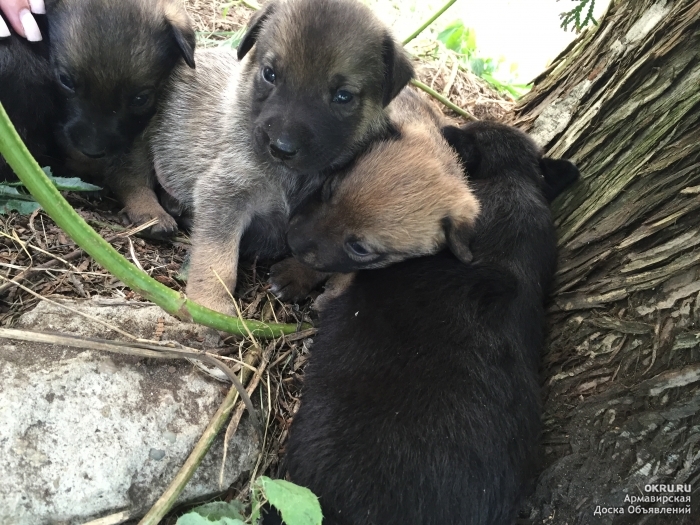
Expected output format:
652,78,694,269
0,103,303,338
402,0,458,45
411,79,477,121
138,345,263,525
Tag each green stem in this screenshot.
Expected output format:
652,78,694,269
0,103,302,338
411,79,477,121
402,0,458,45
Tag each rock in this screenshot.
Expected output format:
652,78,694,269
0,298,259,524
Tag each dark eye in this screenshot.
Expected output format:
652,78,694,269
346,240,371,257
130,91,153,108
58,73,75,91
332,90,354,104
262,66,276,84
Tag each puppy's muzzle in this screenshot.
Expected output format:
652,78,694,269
269,135,299,161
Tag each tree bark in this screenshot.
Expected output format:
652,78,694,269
509,1,700,523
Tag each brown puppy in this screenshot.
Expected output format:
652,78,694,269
269,88,480,302
150,0,413,315
47,0,195,235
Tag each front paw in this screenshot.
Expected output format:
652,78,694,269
121,205,179,238
269,258,329,303
187,286,237,316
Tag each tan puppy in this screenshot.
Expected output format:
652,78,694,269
149,0,414,315
269,88,480,302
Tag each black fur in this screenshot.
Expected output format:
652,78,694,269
276,122,579,525
0,14,60,180
47,0,196,164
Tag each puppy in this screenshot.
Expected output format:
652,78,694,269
274,122,579,525
149,0,414,315
49,0,194,233
269,88,480,301
0,14,60,180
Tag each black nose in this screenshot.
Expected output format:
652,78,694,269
269,137,298,160
80,148,106,159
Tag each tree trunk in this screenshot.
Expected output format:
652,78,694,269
509,1,700,523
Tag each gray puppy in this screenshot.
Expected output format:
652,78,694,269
150,0,413,315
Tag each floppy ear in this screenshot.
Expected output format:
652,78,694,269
539,157,580,203
164,3,196,68
442,216,474,264
441,125,482,177
381,34,414,106
237,1,277,60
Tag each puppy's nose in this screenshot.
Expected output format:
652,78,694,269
269,137,298,160
80,148,106,159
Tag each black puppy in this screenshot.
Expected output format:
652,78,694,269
271,122,579,525
0,14,60,180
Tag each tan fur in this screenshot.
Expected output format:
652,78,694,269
333,123,479,259
149,0,413,315
271,88,480,301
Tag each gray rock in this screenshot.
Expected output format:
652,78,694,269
0,298,259,524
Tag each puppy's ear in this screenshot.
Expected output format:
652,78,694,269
321,174,344,202
163,3,196,68
539,158,580,203
237,1,277,60
441,125,482,177
381,34,414,106
442,214,476,265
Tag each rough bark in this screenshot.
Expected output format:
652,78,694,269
509,1,700,523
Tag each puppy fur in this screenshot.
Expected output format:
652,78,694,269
269,88,480,301
0,14,60,180
275,122,579,525
150,0,413,315
46,0,195,233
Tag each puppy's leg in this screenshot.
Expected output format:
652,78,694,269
313,272,355,312
269,257,331,302
186,197,253,316
110,137,178,237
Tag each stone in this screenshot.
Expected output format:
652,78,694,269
0,298,259,524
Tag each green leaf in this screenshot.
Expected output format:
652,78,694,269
0,198,41,215
0,185,41,214
256,477,323,525
176,501,246,525
49,176,102,192
437,20,476,57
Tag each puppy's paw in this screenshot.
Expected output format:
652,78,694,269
269,258,329,303
121,205,179,239
187,288,237,317
312,272,355,311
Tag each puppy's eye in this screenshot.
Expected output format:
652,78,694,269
346,240,371,257
130,90,153,108
58,73,75,92
332,90,354,104
262,66,276,84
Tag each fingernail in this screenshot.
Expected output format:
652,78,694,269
0,17,10,38
29,0,46,15
20,9,42,41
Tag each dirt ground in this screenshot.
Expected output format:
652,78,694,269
0,0,512,518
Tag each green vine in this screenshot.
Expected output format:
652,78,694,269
0,104,303,338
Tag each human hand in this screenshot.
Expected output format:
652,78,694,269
0,0,45,41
